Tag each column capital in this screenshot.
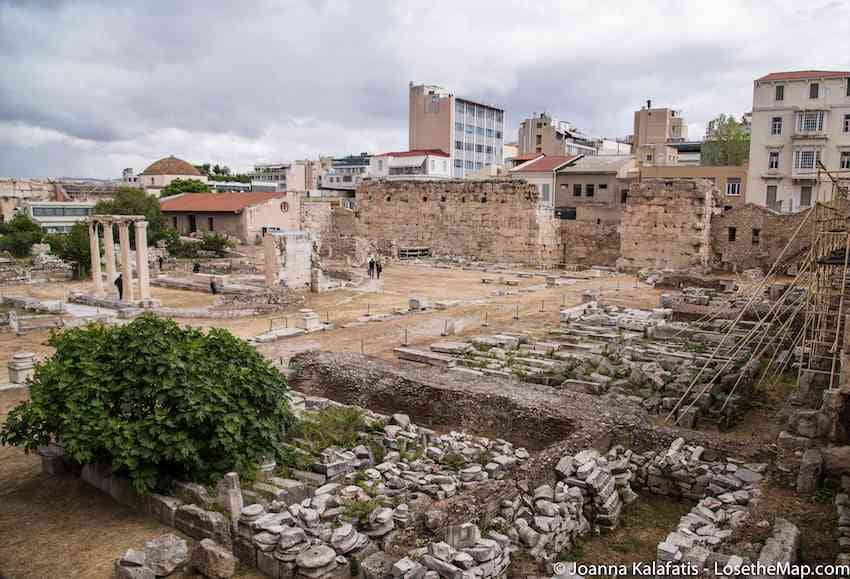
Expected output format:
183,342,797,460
133,220,149,230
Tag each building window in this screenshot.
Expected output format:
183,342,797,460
541,183,550,203
645,152,653,162
728,227,737,242
455,141,462,150
465,142,473,151
599,183,608,190
752,228,761,246
573,184,581,197
172,216,178,229
775,85,784,101
585,184,595,197
847,78,850,97
841,151,850,170
475,144,483,153
794,149,818,169
768,151,779,169
465,160,473,169
465,125,474,134
454,159,462,168
495,131,502,139
454,122,463,131
844,114,850,133
797,111,824,132
726,178,742,196
208,217,214,231
766,185,778,209
620,189,629,204
770,116,783,135
800,186,813,207
810,83,819,99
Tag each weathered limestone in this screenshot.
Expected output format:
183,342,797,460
89,221,103,294
103,221,116,290
190,539,236,579
118,222,134,302
7,352,36,385
143,534,188,576
264,230,314,289
134,221,151,302
88,216,151,304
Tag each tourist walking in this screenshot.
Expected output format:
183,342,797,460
367,257,375,279
114,274,123,301
375,259,383,279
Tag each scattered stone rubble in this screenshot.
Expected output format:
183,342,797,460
411,303,757,428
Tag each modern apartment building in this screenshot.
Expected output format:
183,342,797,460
517,113,601,157
321,153,371,192
632,102,687,153
250,163,291,192
19,201,95,234
409,82,505,178
747,70,850,212
369,149,451,181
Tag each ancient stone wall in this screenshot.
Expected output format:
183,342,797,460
559,220,621,267
355,179,561,265
300,200,333,239
710,203,811,272
0,179,57,223
618,178,716,272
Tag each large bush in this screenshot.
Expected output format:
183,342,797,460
0,314,293,492
45,221,91,277
0,213,44,257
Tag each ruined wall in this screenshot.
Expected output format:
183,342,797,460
560,220,620,267
0,179,56,223
300,200,333,237
710,203,811,272
618,178,716,271
355,179,561,265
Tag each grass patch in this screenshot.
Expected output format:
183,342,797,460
341,499,380,527
288,406,368,454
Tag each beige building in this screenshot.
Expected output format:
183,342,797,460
510,155,582,208
159,191,300,244
138,156,207,197
746,70,850,212
409,82,505,178
517,113,601,157
639,165,748,210
554,156,638,223
632,102,687,153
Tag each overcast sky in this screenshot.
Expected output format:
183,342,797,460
1,0,849,179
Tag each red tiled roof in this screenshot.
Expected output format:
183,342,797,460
512,155,581,173
374,149,450,158
159,191,286,213
140,155,202,176
757,70,850,82
511,153,544,162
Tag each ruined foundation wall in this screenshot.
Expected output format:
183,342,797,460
618,178,716,271
710,203,811,272
559,220,621,267
355,179,561,265
0,179,57,223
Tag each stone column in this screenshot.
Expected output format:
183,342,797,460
102,220,116,293
89,221,103,294
118,222,134,303
134,221,151,301
263,234,278,288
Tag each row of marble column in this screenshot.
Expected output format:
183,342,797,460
89,220,151,303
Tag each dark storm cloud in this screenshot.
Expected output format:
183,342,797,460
1,0,849,177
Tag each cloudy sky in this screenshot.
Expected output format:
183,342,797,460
1,0,849,179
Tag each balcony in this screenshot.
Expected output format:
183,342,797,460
791,129,829,140
791,167,818,180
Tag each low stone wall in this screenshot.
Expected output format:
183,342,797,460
559,220,620,267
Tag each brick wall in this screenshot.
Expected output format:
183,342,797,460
355,179,561,265
618,178,716,271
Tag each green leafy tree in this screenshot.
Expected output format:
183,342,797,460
0,213,44,257
701,114,750,166
199,232,234,257
45,222,91,277
0,315,294,492
93,187,168,245
160,178,211,198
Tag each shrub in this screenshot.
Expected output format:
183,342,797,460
0,314,293,492
340,499,379,527
290,406,368,454
198,232,234,257
0,213,44,257
45,222,91,277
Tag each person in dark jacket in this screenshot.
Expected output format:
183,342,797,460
210,277,218,295
376,259,383,279
114,274,123,301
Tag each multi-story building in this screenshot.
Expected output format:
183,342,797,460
409,82,505,178
321,153,371,192
554,155,639,223
747,70,850,212
369,150,451,181
517,113,601,157
510,154,582,208
20,201,95,233
632,102,687,154
250,163,290,192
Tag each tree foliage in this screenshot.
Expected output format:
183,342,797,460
0,213,44,257
45,222,91,277
160,178,211,197
0,315,294,492
193,163,251,183
93,187,168,245
701,114,750,166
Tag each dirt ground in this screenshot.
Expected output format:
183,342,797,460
0,262,828,577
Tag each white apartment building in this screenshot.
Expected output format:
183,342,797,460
369,150,451,181
747,70,850,212
409,83,505,179
250,163,290,192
